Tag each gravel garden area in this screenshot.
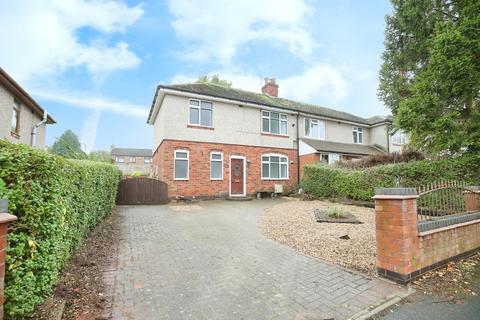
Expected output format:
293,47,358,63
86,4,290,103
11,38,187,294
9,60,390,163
259,198,377,275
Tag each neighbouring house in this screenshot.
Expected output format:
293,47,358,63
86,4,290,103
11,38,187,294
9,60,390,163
0,67,55,147
111,147,153,176
147,78,407,198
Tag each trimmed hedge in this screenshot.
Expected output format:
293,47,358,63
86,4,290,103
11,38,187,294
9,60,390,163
0,140,121,318
301,155,480,201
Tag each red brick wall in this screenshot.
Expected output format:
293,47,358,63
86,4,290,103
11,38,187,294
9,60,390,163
153,139,298,197
375,194,480,282
299,153,319,180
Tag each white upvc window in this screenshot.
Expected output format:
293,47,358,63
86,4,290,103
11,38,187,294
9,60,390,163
304,118,325,139
262,111,288,135
189,99,213,127
210,152,223,180
129,156,136,163
261,154,288,180
352,126,363,144
115,156,124,163
174,150,189,180
11,100,20,134
392,131,407,145
144,157,152,163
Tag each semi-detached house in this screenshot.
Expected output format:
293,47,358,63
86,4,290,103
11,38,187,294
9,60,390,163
147,79,405,198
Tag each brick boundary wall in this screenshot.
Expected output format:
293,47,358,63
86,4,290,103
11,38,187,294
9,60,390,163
0,199,17,320
373,188,480,283
152,139,298,198
299,153,319,181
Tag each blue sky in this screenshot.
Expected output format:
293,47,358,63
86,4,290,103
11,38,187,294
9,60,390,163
0,0,392,152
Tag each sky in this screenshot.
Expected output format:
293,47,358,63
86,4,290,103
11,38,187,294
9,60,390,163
0,0,392,152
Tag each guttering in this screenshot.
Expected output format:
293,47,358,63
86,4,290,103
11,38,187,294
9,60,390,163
31,111,48,147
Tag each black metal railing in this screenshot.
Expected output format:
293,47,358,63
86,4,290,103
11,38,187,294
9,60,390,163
416,181,477,222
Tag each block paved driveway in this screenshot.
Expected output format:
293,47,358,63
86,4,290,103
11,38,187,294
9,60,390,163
108,200,409,320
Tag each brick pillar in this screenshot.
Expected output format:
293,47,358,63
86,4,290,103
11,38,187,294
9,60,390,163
373,188,419,283
465,186,480,212
0,199,17,320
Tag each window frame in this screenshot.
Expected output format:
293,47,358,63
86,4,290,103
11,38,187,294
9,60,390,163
174,149,189,180
352,126,364,144
261,153,289,180
261,111,288,136
392,131,406,145
144,157,152,163
304,117,326,140
115,156,124,163
128,156,136,163
188,99,213,128
210,151,224,180
11,99,20,134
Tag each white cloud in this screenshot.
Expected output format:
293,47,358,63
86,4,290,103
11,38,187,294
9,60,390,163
171,63,349,106
80,109,102,153
0,0,144,82
32,89,149,117
167,0,315,65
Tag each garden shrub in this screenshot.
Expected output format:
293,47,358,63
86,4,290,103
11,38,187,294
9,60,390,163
0,140,121,318
336,150,425,169
302,155,480,201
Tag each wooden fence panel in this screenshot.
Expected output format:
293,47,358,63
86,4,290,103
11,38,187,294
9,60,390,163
116,178,169,205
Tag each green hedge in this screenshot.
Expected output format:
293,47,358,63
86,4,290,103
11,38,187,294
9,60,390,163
301,155,480,201
0,140,121,318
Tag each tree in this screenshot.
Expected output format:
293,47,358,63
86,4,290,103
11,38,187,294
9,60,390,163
50,130,87,159
196,74,232,88
88,150,111,163
378,0,480,155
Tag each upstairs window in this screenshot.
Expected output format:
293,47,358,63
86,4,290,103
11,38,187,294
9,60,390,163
189,99,212,127
144,157,152,163
115,156,124,163
261,154,288,179
174,150,189,180
262,111,287,135
11,100,20,134
392,131,407,145
304,118,325,139
210,152,223,180
128,156,136,163
352,127,363,144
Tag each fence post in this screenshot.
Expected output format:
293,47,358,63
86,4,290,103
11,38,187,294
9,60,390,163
0,199,17,320
465,186,480,212
373,188,419,283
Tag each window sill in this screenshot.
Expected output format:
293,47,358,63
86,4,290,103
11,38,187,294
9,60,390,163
304,136,325,140
187,124,214,130
261,178,290,181
174,178,189,181
261,132,289,138
210,178,224,181
10,131,20,139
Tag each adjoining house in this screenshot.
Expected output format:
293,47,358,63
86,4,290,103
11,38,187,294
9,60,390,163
111,147,153,176
147,78,407,198
0,67,55,148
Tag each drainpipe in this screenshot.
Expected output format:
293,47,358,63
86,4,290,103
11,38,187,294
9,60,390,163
31,111,48,147
296,112,300,185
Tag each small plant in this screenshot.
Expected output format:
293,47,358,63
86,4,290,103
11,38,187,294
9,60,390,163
131,171,144,177
325,207,348,219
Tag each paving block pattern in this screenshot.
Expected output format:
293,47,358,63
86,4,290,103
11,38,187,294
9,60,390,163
109,200,408,320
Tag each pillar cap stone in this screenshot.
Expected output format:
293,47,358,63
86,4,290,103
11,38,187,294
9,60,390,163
0,213,17,224
372,187,418,200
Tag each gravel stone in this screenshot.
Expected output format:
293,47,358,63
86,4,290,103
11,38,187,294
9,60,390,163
259,199,377,275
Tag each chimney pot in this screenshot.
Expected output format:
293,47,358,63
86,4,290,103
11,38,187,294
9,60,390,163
261,78,279,97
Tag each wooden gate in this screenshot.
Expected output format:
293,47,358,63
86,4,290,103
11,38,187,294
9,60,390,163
116,178,169,205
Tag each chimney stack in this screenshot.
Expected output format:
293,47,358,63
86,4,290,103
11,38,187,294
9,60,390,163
261,78,279,97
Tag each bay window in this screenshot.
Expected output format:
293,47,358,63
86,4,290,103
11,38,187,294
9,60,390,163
262,111,288,135
261,154,288,179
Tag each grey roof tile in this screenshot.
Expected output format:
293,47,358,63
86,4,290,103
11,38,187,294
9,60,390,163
301,138,384,155
111,148,152,156
156,83,392,126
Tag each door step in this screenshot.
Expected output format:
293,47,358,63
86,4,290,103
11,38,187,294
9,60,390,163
226,196,253,201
